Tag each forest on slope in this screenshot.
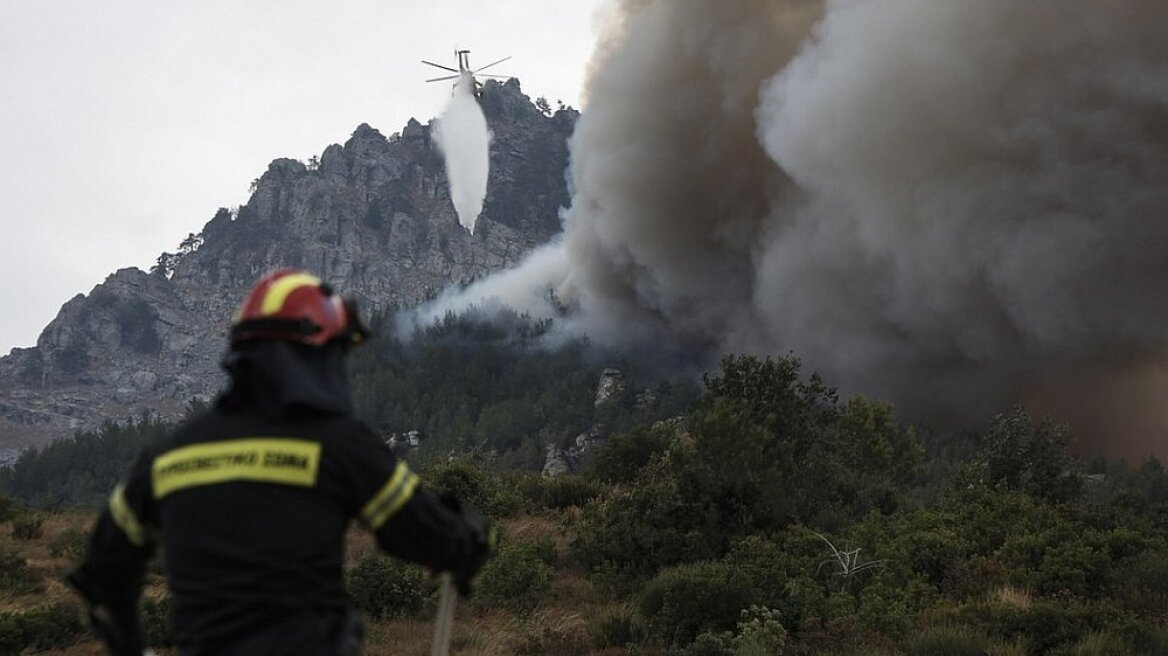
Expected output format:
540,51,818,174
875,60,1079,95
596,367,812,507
2,312,1168,655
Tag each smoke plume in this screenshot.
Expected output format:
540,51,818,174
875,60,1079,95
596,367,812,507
418,0,1168,457
433,75,492,233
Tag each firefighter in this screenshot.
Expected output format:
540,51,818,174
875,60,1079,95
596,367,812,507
68,269,494,656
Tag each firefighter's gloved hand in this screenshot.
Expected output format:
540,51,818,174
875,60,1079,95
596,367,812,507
440,496,497,597
66,571,145,656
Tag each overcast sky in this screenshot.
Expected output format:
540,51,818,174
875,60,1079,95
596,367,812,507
0,0,605,354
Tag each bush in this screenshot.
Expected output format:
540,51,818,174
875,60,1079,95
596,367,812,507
422,459,526,517
521,532,558,567
591,424,674,485
345,553,426,619
1108,621,1168,656
1112,549,1168,617
905,625,993,656
1066,625,1168,656
0,546,41,595
638,560,761,647
727,606,789,656
10,514,43,541
977,407,1083,503
48,527,88,560
510,609,590,655
678,632,736,656
0,496,17,522
589,606,642,650
792,616,902,656
477,538,555,611
515,474,603,510
422,459,493,510
0,602,85,655
947,599,1124,655
572,458,718,586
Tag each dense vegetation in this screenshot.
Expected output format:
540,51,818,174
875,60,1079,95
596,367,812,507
0,416,170,508
0,310,696,506
349,309,698,469
2,313,1167,654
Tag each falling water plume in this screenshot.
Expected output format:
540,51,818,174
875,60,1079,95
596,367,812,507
433,75,492,234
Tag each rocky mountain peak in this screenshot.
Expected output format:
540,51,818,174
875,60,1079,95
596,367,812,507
0,80,577,452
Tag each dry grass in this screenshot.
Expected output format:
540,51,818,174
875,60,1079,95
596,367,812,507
4,506,629,655
499,513,558,539
992,585,1033,609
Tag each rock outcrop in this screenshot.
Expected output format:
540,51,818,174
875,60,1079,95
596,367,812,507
0,79,578,451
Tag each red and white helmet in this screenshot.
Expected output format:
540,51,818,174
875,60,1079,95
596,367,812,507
230,269,368,348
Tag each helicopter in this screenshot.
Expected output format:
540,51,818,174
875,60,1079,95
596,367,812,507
422,49,512,97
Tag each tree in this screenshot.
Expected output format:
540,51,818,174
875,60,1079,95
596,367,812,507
535,96,552,116
178,232,203,254
576,355,925,581
976,407,1083,503
152,252,179,277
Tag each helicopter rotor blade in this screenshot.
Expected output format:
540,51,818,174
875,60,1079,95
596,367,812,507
472,56,512,73
421,60,460,73
425,75,461,83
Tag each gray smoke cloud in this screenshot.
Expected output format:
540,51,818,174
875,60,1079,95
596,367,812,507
413,0,1168,457
558,0,1168,456
433,75,492,233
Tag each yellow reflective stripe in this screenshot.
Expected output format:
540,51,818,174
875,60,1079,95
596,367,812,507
109,483,149,546
152,438,321,499
361,462,421,529
260,272,321,315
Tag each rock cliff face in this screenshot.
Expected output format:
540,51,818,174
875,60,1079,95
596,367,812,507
0,80,577,450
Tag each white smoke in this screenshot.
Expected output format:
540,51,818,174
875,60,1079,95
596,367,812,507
403,240,571,330
414,0,1168,457
433,74,492,234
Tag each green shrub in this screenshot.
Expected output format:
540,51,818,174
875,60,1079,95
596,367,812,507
515,474,603,510
950,599,1123,655
476,538,554,611
1068,632,1138,656
1064,624,1168,656
976,407,1083,503
905,625,992,656
572,459,718,585
48,527,88,560
0,546,41,595
732,606,789,656
1032,540,1111,598
677,631,736,656
422,459,494,511
422,459,527,517
10,514,43,541
345,553,426,619
848,576,929,640
0,602,85,655
510,610,590,655
793,616,902,656
590,606,642,650
518,532,558,567
1109,620,1168,656
0,496,17,522
638,560,761,647
591,424,674,485
1113,549,1168,616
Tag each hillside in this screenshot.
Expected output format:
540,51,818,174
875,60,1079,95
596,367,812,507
0,79,577,452
3,353,1168,655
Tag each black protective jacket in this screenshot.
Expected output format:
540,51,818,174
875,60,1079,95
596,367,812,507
72,341,484,654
